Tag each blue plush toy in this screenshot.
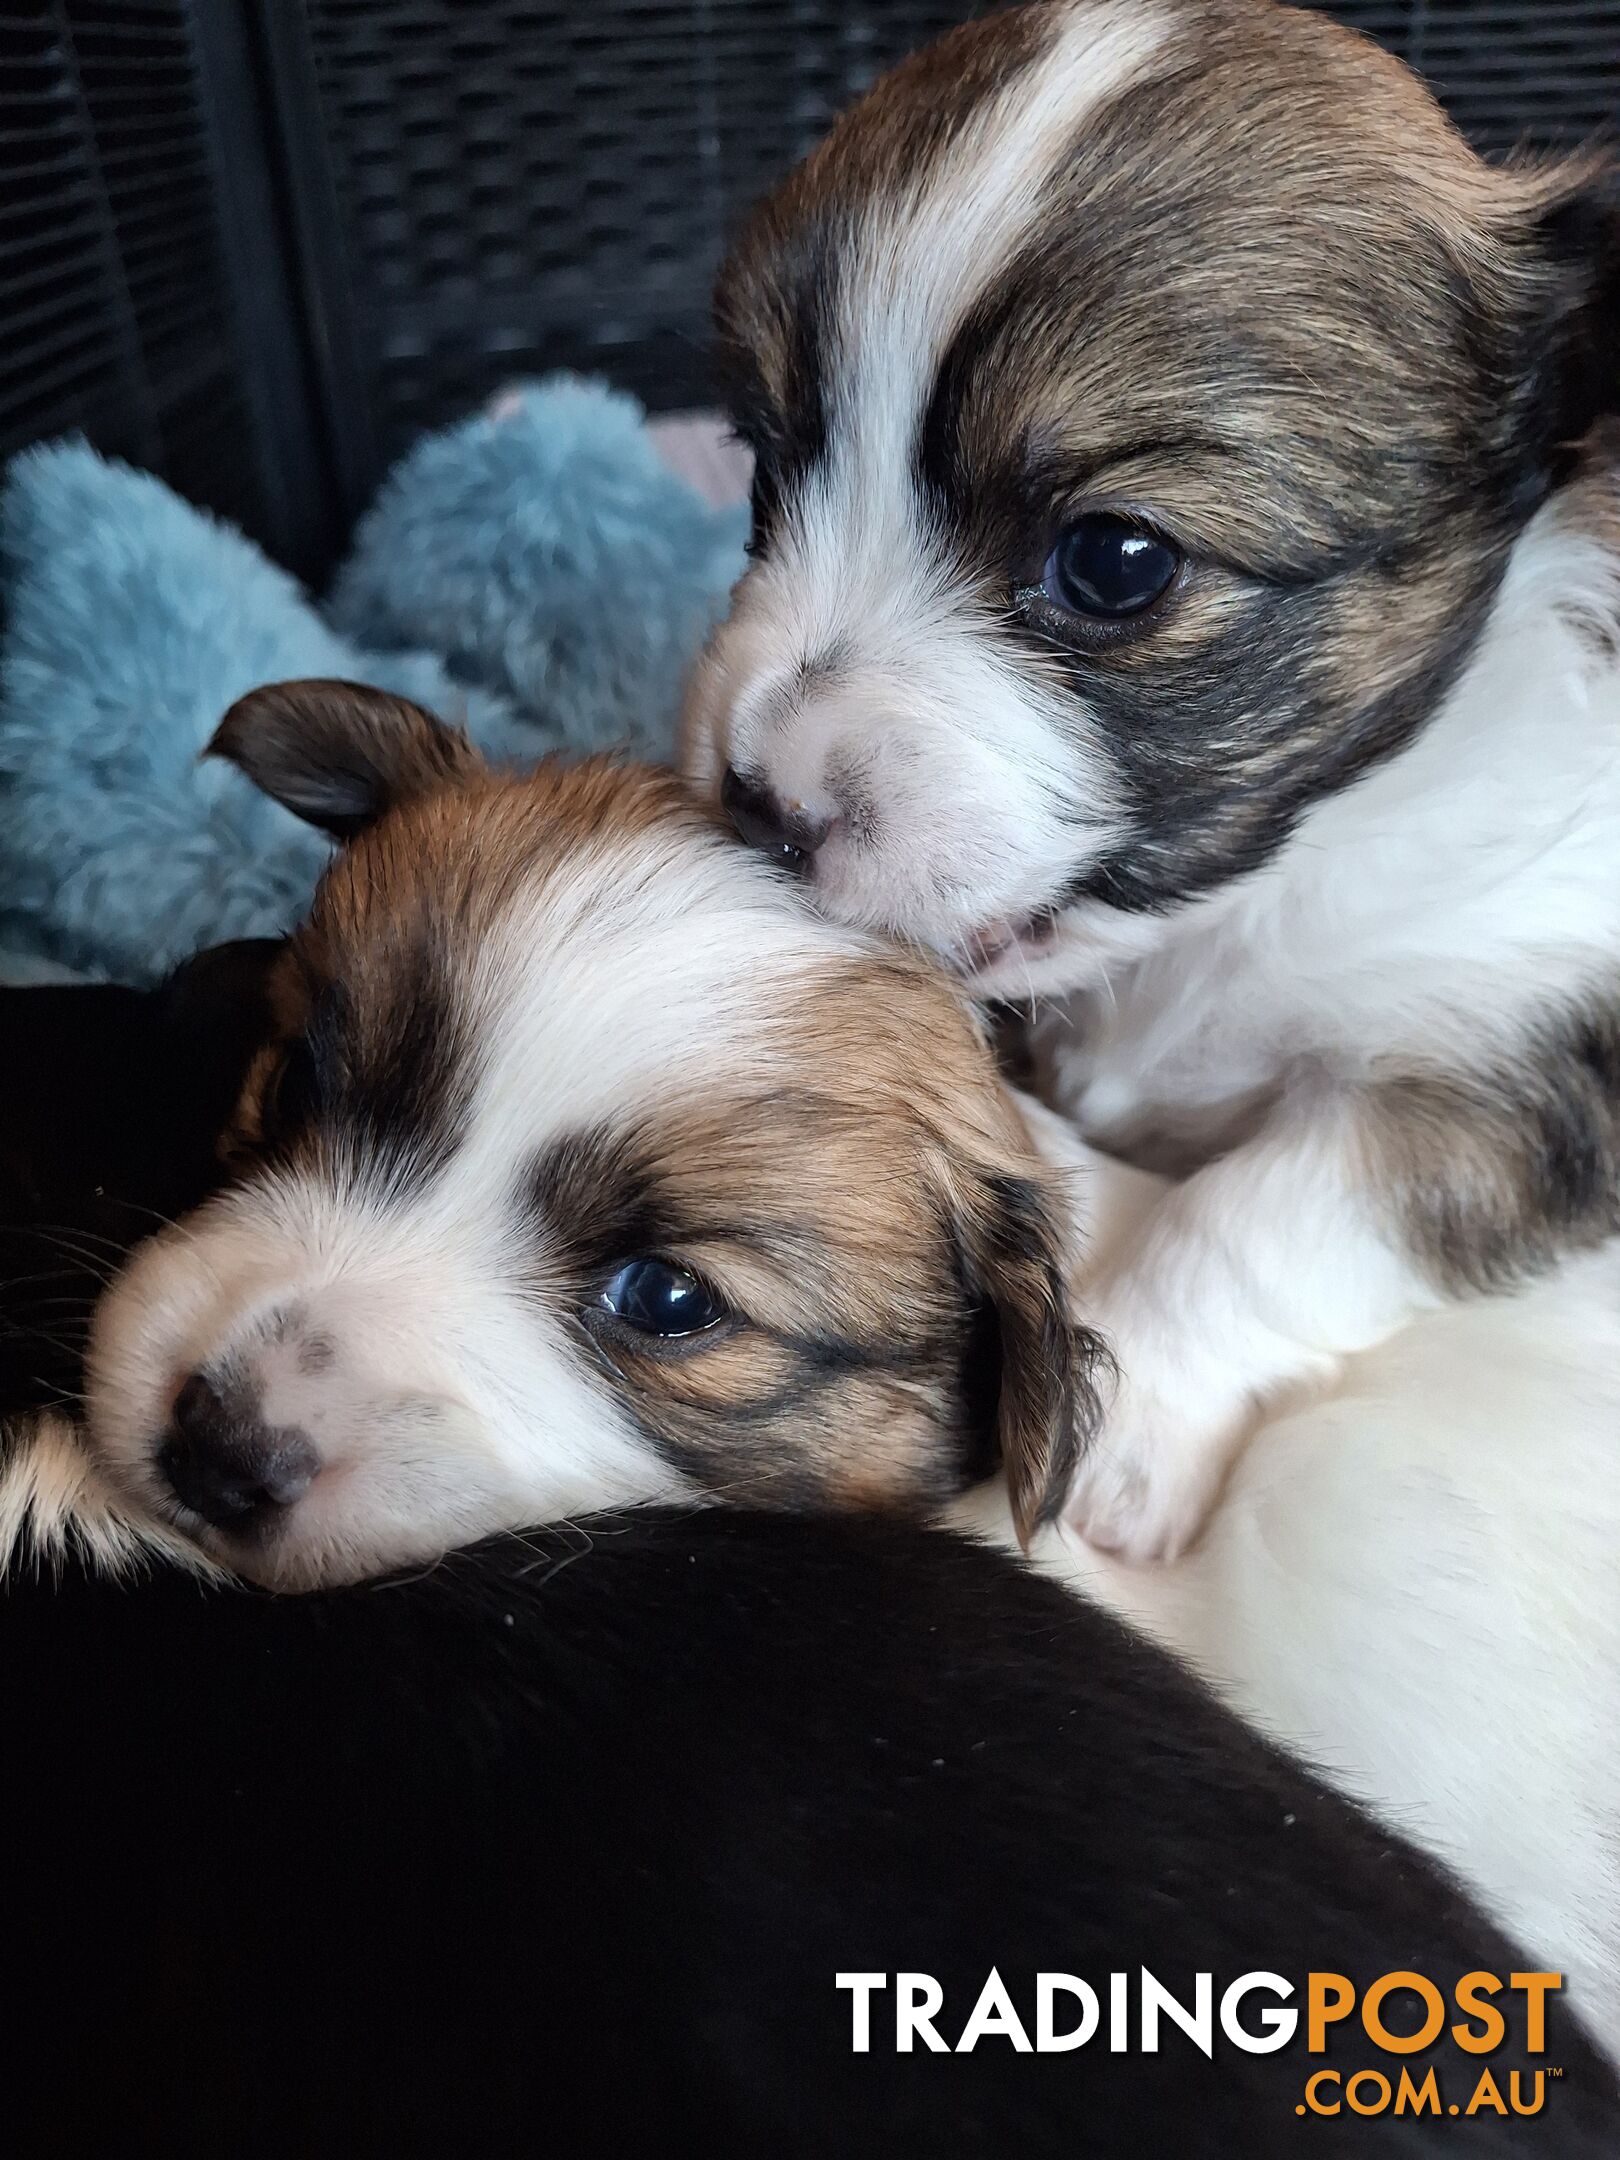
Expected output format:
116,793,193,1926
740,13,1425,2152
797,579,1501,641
0,377,748,984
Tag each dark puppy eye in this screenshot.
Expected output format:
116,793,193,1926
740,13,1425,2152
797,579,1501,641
1041,514,1180,620
600,1259,727,1338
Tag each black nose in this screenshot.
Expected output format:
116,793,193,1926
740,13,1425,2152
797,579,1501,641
721,766,830,874
158,1372,318,1533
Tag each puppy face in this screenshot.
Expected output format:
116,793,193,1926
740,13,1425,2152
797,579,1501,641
684,0,1618,992
85,683,1099,1586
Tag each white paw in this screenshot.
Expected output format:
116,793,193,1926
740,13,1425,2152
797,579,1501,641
1064,1275,1319,1564
1064,1361,1249,1564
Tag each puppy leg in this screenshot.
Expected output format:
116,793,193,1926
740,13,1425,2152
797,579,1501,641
1065,1098,1439,1562
1010,1088,1166,1273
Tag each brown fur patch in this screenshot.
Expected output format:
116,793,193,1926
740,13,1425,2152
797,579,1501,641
530,953,1105,1533
717,0,1616,911
252,746,731,1069
215,685,1102,1538
316,752,711,949
1366,1000,1620,1295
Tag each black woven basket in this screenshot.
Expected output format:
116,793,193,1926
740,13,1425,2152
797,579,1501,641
2,1,1616,577
0,4,322,562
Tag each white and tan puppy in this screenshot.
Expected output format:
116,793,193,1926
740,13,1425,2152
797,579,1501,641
683,0,1620,1560
65,681,1103,1589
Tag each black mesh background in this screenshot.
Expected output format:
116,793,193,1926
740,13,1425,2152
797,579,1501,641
0,1,1615,568
0,2,275,539
291,0,1619,485
1324,1,1618,146
289,0,982,465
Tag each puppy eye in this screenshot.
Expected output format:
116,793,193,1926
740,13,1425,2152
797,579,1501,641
600,1259,727,1338
1041,514,1180,620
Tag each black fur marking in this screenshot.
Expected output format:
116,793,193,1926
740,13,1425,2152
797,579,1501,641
525,1126,670,1279
955,1168,1111,1539
733,23,1608,918
8,1510,1615,2154
1053,561,1505,916
716,219,838,554
898,58,1555,915
953,1291,1008,1490
268,937,475,1191
1536,167,1620,466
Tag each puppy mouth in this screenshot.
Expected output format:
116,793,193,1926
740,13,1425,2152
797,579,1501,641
954,909,1059,981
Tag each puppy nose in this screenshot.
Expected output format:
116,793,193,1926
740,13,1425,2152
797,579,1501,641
721,765,831,873
158,1372,318,1533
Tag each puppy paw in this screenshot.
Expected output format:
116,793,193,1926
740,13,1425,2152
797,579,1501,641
1063,1368,1243,1564
1063,1278,1314,1564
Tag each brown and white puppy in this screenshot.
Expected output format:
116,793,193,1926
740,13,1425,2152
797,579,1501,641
683,0,1620,1558
67,680,1103,1588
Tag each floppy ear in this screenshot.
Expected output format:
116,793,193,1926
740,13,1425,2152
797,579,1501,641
206,679,479,839
947,1161,1110,1547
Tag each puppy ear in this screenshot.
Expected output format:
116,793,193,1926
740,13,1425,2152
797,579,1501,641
207,679,479,838
947,1161,1109,1547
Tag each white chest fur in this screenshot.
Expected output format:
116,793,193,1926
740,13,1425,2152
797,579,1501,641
1039,501,1620,1172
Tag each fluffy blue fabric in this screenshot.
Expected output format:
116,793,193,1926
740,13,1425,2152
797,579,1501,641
0,447,508,983
0,378,747,984
333,378,747,756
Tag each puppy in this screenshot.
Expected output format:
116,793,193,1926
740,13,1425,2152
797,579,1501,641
682,0,1620,1558
14,679,1103,1588
10,1508,1617,2156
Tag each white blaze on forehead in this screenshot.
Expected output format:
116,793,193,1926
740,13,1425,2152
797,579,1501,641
80,819,876,1584
692,4,1167,942
835,0,1174,486
448,823,869,1197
